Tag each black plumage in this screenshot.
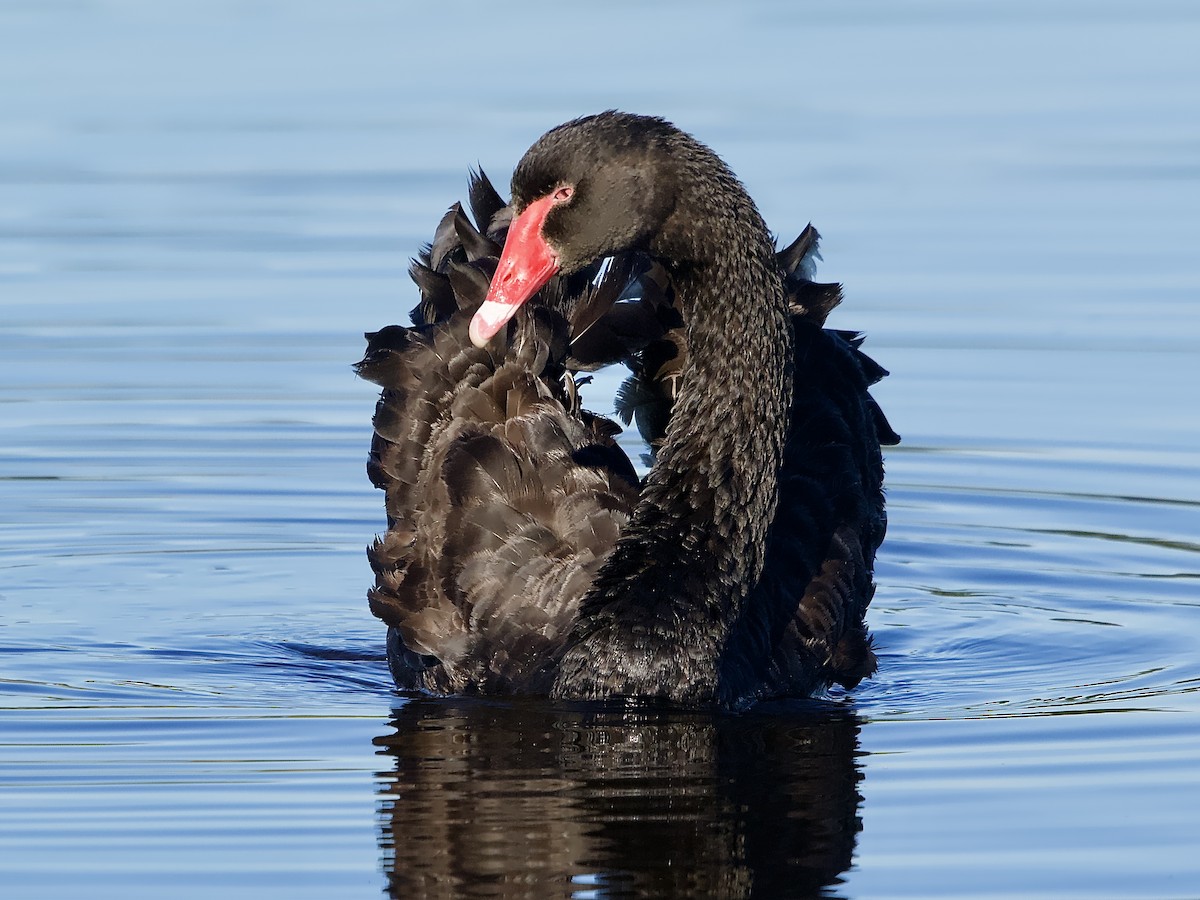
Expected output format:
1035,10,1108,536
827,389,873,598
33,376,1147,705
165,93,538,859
357,111,898,707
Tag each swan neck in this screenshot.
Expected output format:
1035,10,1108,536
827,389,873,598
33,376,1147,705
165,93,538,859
584,196,794,653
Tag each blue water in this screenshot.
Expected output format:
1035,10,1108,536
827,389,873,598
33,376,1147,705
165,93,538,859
3,1,1198,897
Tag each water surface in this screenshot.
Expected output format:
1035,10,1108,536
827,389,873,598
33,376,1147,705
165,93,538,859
2,1,1198,897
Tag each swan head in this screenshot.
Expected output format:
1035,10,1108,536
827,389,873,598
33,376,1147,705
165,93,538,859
469,112,683,348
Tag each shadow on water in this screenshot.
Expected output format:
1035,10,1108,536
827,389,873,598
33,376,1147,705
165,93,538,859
374,697,863,899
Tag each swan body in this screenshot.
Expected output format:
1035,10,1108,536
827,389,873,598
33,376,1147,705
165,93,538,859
357,112,897,707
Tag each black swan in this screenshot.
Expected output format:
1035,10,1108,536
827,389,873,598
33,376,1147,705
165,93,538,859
357,111,898,707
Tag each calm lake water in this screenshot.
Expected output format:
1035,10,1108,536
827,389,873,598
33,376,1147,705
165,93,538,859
3,1,1198,897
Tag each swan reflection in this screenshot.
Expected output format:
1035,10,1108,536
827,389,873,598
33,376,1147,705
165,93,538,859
375,699,863,898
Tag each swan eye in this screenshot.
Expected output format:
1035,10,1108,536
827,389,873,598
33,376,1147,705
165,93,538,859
552,185,574,203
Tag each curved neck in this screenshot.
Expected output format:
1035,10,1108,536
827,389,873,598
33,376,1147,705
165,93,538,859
576,179,794,692
647,242,793,568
